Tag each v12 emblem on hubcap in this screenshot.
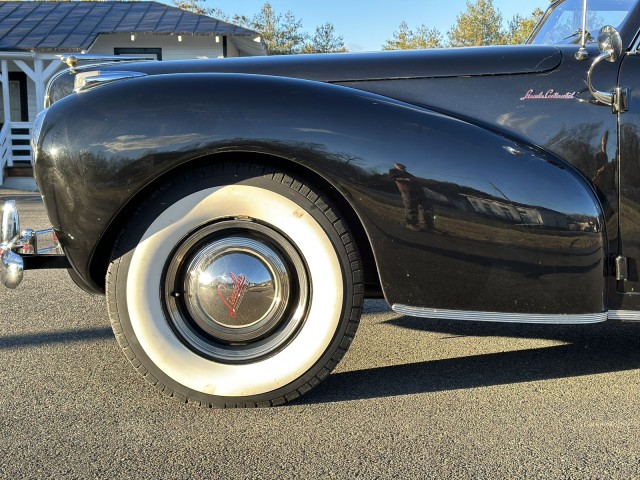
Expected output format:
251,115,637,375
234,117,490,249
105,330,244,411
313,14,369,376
217,272,248,318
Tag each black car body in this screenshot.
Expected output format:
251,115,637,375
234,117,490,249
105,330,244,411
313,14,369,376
2,0,640,406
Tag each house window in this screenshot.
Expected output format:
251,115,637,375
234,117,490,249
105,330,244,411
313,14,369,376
114,48,162,61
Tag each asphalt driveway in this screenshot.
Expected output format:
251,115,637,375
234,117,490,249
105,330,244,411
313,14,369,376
1,189,639,479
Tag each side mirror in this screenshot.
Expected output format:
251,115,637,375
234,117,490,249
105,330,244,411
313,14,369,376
597,25,623,62
586,25,626,112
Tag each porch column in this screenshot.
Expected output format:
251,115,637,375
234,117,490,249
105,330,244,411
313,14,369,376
34,59,44,113
1,60,9,124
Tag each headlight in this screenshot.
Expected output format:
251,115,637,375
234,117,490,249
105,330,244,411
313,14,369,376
45,69,74,108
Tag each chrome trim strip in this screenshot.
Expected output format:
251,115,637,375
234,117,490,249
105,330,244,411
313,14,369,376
607,310,640,321
392,304,607,324
74,71,147,93
60,54,155,68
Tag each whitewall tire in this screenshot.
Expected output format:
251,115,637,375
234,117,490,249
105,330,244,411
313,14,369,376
106,164,363,407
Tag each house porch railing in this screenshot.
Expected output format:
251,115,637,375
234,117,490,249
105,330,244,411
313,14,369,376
0,121,33,186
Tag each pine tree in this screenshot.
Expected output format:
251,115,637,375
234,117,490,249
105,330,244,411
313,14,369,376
505,9,545,44
383,22,443,50
304,23,348,53
447,0,505,47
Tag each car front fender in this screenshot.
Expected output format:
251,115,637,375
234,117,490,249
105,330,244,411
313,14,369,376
35,72,606,314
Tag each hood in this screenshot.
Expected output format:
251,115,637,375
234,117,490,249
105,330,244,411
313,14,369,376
49,45,562,103
47,45,562,105
103,44,562,82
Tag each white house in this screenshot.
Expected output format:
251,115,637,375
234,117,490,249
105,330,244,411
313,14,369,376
0,1,266,187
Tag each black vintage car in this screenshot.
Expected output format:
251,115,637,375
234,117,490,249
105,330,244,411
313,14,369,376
2,0,639,407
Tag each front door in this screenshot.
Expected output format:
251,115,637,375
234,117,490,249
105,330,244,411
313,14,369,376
1,72,28,125
9,80,21,121
616,47,640,308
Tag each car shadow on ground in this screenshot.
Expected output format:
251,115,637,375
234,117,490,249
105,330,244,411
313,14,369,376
3,300,639,406
0,327,113,349
302,315,640,405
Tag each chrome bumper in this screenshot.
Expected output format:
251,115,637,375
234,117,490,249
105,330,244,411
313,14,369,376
1,200,69,289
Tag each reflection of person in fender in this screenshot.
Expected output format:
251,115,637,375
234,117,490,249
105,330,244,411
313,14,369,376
388,163,434,231
594,130,609,173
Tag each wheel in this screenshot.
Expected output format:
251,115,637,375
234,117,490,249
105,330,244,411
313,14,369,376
106,164,363,407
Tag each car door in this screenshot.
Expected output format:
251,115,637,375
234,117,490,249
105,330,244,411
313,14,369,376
616,41,640,310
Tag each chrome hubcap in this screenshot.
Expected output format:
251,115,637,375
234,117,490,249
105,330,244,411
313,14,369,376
164,221,309,362
184,237,290,342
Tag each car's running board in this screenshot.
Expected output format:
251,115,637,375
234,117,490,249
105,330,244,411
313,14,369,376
392,304,609,324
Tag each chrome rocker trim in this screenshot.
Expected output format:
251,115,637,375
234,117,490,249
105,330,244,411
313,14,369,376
392,304,608,325
607,310,640,322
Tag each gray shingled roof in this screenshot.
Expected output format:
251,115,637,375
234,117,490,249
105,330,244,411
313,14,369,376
0,1,261,52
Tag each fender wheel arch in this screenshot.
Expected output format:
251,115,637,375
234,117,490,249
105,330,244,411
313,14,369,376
89,153,381,297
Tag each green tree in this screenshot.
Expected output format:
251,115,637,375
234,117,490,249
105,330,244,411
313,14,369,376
303,22,348,53
172,0,212,16
505,8,545,44
382,21,443,50
173,0,233,22
447,0,505,47
179,1,348,55
235,2,307,55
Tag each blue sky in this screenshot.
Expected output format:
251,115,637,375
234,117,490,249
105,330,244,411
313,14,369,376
205,1,549,51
